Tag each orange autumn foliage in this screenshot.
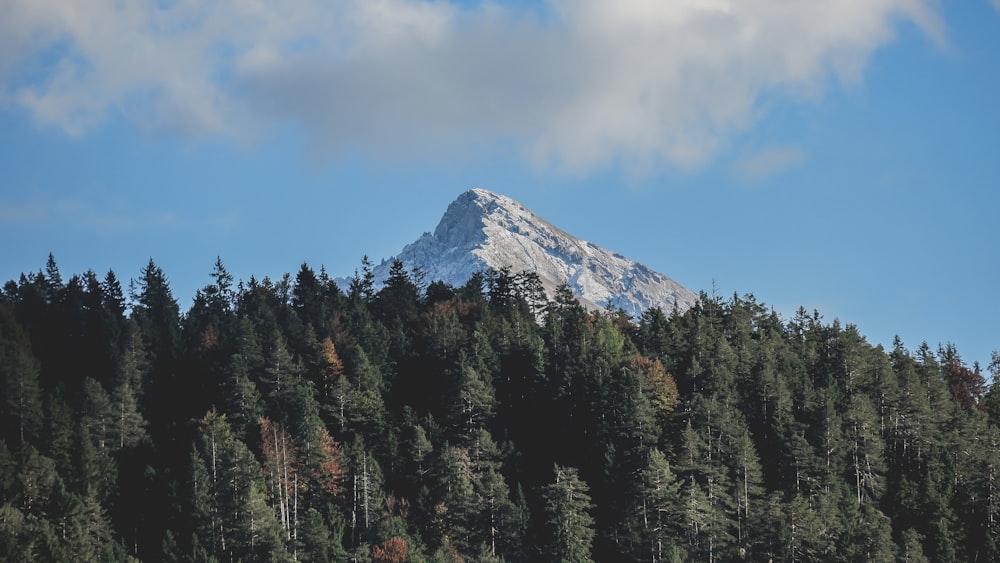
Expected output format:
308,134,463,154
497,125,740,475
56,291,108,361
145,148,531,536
320,337,345,381
371,536,408,563
314,425,343,495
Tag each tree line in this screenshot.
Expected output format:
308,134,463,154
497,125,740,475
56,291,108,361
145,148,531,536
1,253,999,562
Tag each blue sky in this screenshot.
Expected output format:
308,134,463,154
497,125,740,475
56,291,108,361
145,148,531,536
1,0,998,370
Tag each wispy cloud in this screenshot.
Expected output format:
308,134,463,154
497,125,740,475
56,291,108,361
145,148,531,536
0,195,144,234
736,147,805,182
0,194,239,235
0,199,48,223
0,0,944,173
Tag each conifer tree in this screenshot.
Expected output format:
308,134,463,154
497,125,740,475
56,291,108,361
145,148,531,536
17,444,58,518
731,428,764,557
342,436,386,549
637,448,685,562
845,393,886,507
314,336,345,420
450,364,496,442
222,318,265,439
111,323,148,449
0,304,43,445
6,257,1000,561
431,444,478,552
292,263,327,338
542,465,596,562
130,259,181,368
62,486,115,562
194,410,288,561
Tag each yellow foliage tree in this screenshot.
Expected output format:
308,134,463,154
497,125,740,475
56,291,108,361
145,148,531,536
628,356,680,419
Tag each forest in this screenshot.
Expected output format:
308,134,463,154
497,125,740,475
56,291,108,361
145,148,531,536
1,253,999,562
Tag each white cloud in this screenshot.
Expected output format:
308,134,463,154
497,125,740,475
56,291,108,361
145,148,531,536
0,0,944,172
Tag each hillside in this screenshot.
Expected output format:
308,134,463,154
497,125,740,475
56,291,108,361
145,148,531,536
0,255,998,561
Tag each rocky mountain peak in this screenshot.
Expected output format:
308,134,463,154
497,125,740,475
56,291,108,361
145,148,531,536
355,188,698,317
432,189,493,248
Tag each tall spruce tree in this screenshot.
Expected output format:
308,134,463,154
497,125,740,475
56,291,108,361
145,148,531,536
542,465,596,562
0,304,43,445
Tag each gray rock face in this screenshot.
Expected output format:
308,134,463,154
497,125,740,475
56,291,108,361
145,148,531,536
358,188,698,317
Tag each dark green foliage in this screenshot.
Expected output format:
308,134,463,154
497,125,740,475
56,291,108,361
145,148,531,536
2,256,998,561
190,410,289,562
131,259,181,369
631,448,685,562
0,304,43,445
542,465,596,562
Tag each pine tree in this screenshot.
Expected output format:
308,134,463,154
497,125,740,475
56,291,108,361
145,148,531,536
292,263,326,338
637,448,685,562
845,394,886,508
16,444,58,518
450,364,496,442
343,437,386,549
431,444,478,553
843,503,897,562
778,494,839,561
628,355,679,425
899,528,930,563
221,318,266,440
194,410,289,561
336,347,388,440
130,259,181,369
0,304,43,445
478,463,526,561
542,465,596,562
62,486,115,562
82,377,114,451
259,416,300,545
111,323,148,449
731,428,764,558
375,258,420,328
315,336,345,421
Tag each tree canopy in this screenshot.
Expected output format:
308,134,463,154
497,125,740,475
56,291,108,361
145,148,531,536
0,255,997,561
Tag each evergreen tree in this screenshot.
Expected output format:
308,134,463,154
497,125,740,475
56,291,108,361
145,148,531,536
375,258,421,327
342,436,386,549
4,258,1000,561
731,428,765,558
636,448,685,563
449,364,496,442
430,444,478,552
899,528,930,563
845,393,886,508
130,259,181,369
0,304,43,445
292,263,327,338
16,444,59,518
222,318,266,439
61,486,115,562
111,323,149,449
193,410,288,561
542,465,596,562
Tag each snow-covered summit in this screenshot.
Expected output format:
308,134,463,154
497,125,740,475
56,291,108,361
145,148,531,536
359,188,698,317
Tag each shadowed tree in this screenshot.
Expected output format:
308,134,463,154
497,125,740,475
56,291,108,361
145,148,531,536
542,465,596,562
0,304,43,445
193,410,288,561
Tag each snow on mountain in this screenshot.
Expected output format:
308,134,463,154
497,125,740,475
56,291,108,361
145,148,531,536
348,188,698,318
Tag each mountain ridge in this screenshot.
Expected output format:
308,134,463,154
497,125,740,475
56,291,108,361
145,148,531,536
349,188,698,317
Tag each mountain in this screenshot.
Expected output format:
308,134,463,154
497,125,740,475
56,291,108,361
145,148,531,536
353,188,698,317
